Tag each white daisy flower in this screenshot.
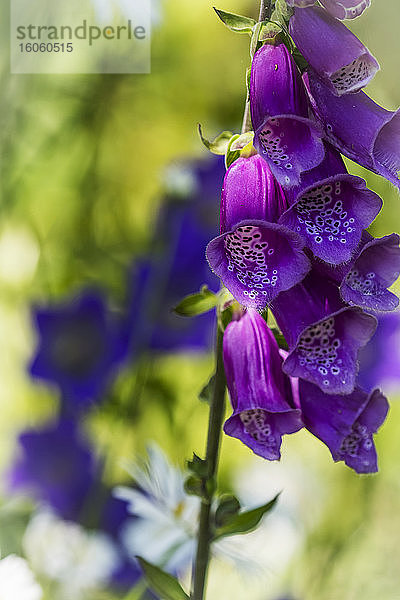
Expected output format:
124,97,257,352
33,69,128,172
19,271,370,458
114,443,200,574
23,511,120,599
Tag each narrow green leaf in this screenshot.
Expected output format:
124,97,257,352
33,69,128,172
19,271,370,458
215,494,241,527
259,20,282,42
199,374,215,404
137,557,190,600
173,287,217,317
213,8,256,33
270,328,288,351
198,124,233,155
225,134,241,169
213,493,280,540
187,452,208,477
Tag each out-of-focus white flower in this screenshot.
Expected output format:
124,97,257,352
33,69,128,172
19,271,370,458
23,511,120,599
115,444,200,574
0,554,42,600
115,444,265,578
163,164,199,198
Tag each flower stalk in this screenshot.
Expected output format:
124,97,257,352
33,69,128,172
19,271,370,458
191,325,226,600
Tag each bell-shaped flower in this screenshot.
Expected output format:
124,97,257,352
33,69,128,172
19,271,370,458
279,144,382,264
250,43,325,188
290,7,378,96
319,0,371,20
8,418,97,521
270,271,377,394
223,309,303,460
298,379,388,473
206,155,311,310
30,289,128,410
340,233,400,310
315,232,400,311
305,70,400,190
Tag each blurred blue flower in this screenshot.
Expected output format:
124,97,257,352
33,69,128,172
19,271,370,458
127,156,224,354
358,312,400,393
30,289,127,409
9,418,97,520
9,418,143,591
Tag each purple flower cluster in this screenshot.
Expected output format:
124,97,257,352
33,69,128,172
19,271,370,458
206,10,400,473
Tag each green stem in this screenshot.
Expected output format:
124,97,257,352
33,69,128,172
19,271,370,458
191,326,226,600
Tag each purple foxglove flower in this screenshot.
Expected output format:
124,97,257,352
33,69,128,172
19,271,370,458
312,231,400,310
270,271,377,394
223,309,303,460
358,312,400,392
340,233,400,311
298,379,388,473
206,156,311,310
250,43,325,188
290,7,379,96
320,0,371,20
8,419,97,520
279,145,382,264
30,290,128,410
305,70,400,190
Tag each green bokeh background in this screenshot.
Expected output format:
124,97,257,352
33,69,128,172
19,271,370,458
1,1,400,598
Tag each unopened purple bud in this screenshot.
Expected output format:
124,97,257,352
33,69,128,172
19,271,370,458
306,70,400,190
250,43,324,188
223,309,303,460
290,7,379,96
270,271,377,394
299,380,388,473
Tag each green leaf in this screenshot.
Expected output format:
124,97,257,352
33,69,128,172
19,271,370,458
187,452,208,477
215,494,241,527
184,475,204,497
198,124,233,155
225,133,241,169
213,493,280,540
173,286,217,317
199,375,215,404
259,21,282,42
137,557,190,600
272,0,294,24
213,8,256,33
270,327,288,351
